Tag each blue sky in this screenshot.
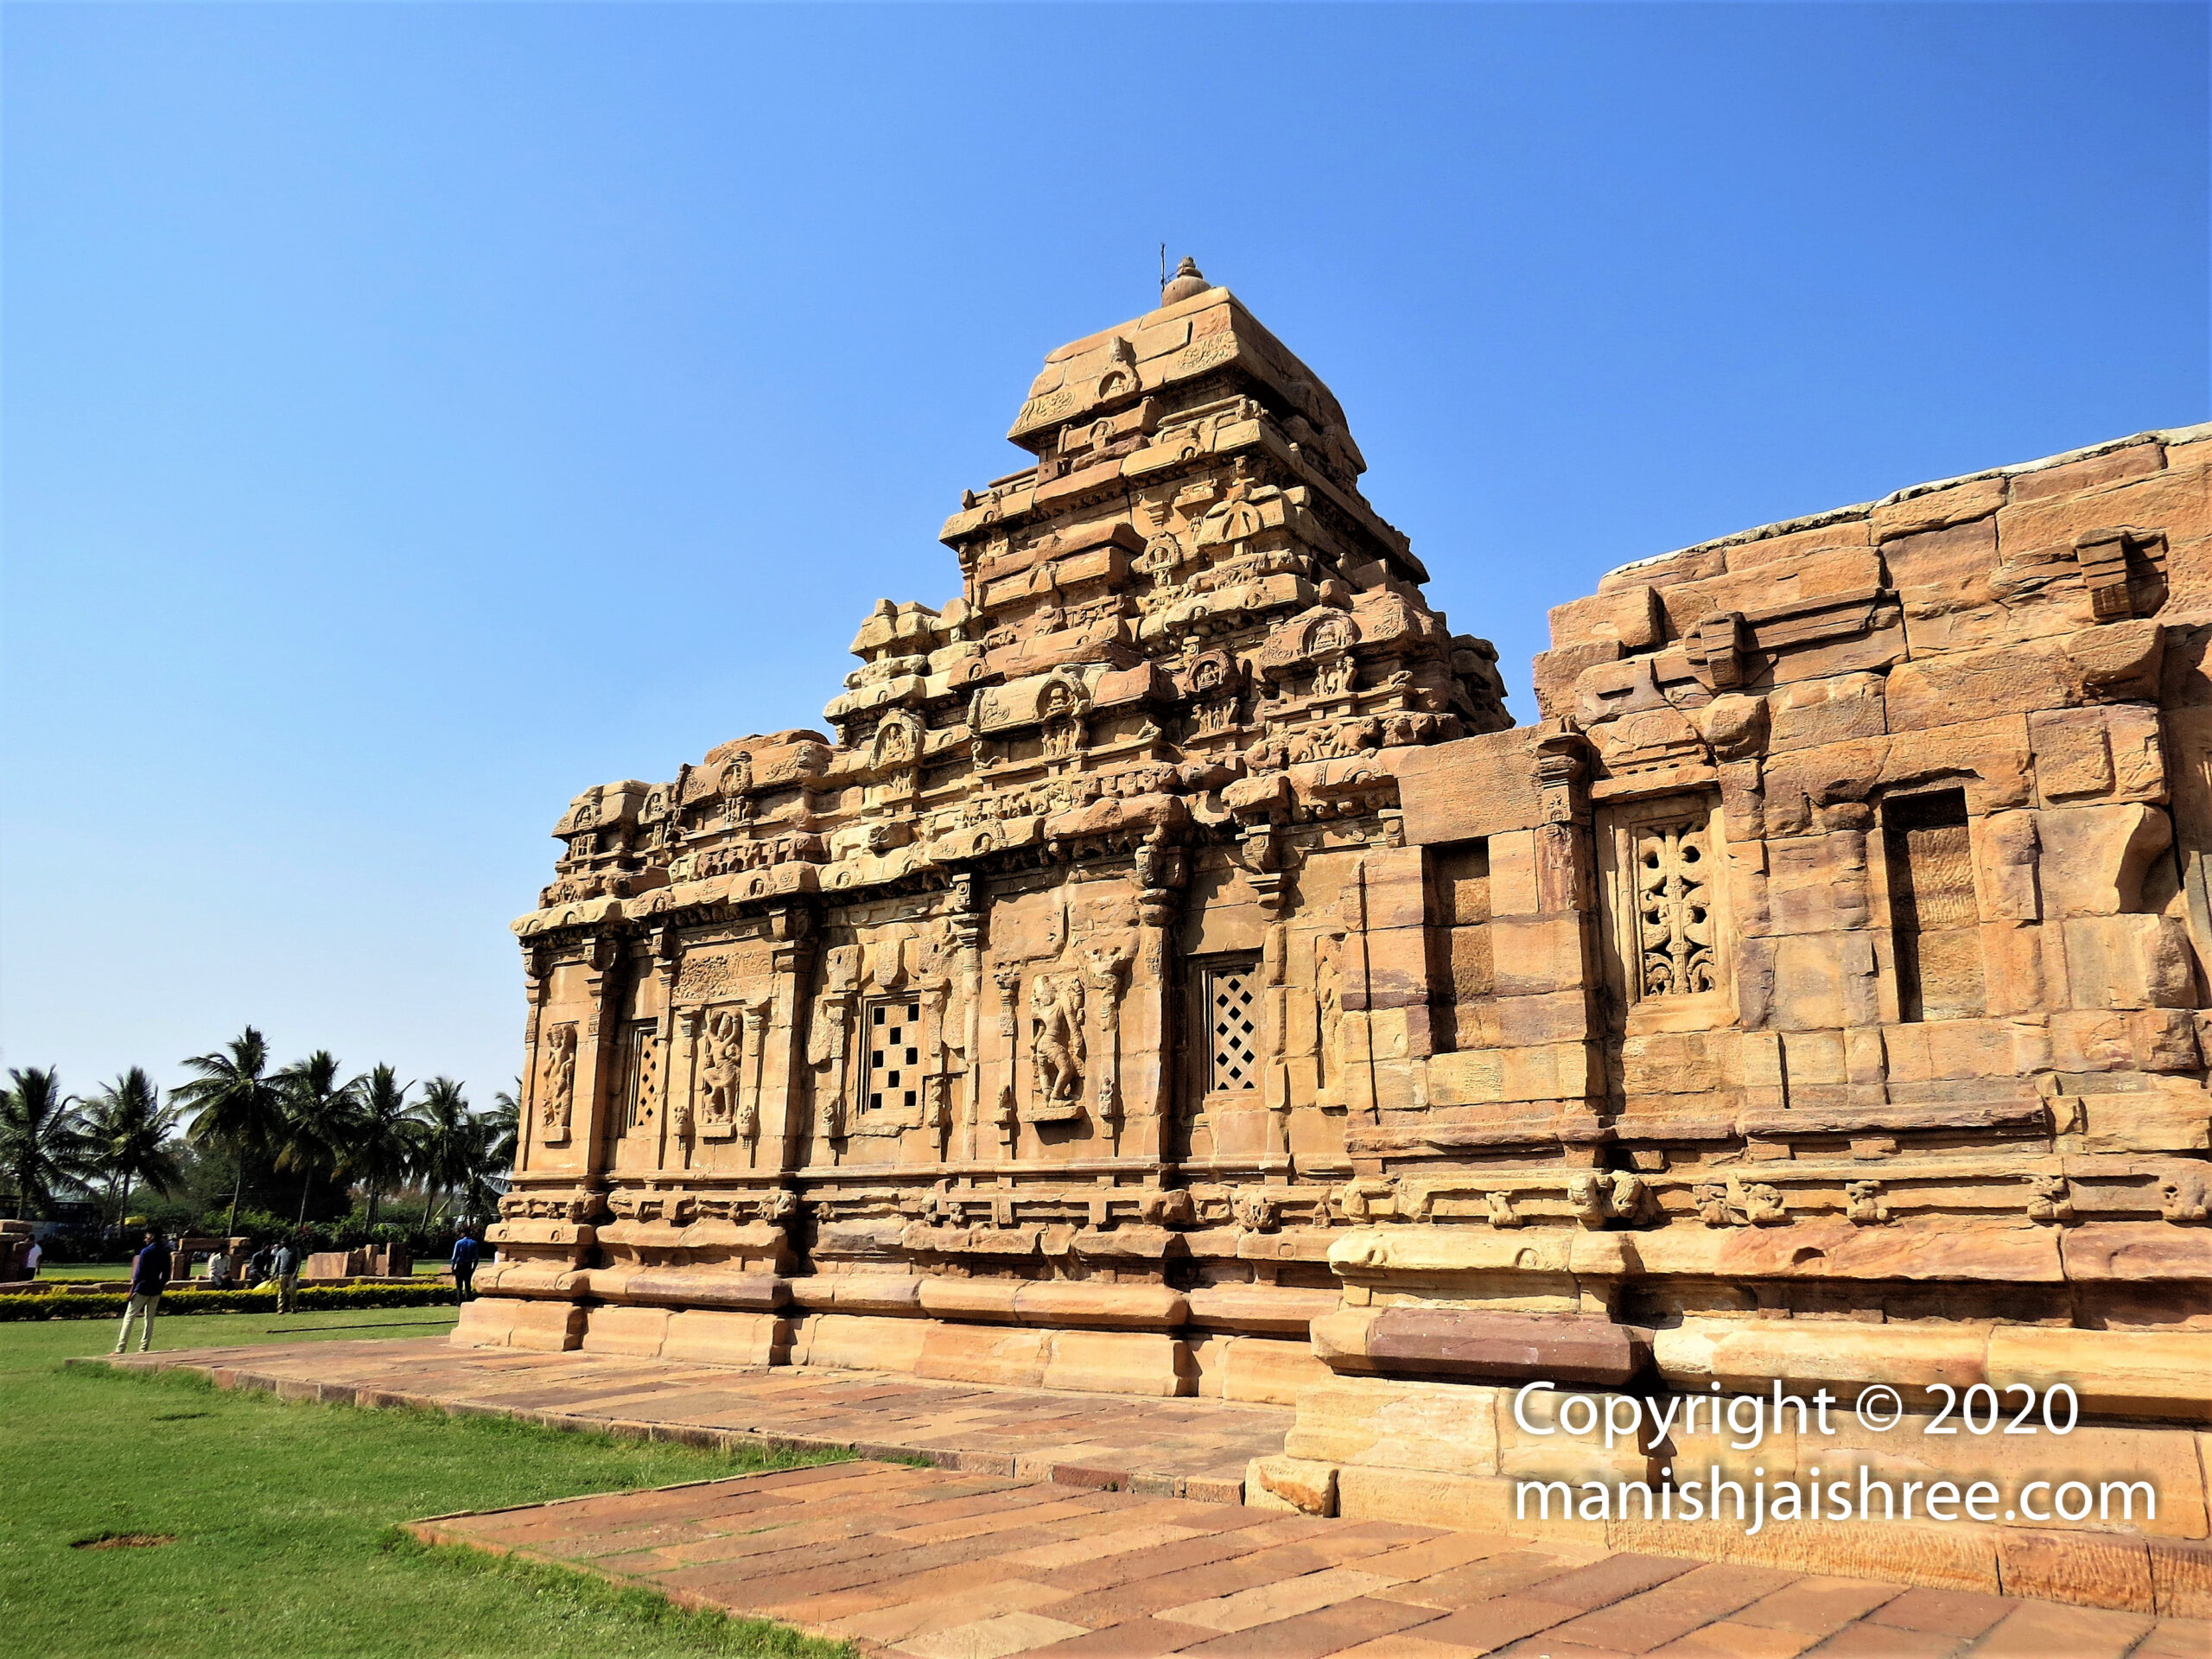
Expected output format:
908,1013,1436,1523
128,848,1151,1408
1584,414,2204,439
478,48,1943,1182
3,3,2205,1111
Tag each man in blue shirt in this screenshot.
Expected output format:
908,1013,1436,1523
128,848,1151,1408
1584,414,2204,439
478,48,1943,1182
112,1231,168,1354
449,1231,480,1303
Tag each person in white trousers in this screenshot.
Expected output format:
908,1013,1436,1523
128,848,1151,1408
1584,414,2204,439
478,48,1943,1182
113,1231,170,1354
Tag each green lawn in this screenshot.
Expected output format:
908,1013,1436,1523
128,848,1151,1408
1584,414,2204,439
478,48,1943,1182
0,1308,849,1657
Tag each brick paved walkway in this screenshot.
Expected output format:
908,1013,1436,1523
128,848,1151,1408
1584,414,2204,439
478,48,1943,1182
409,1460,2207,1658
93,1341,2210,1656
97,1336,1281,1497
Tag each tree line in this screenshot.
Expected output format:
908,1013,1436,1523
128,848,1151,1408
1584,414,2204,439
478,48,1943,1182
0,1026,515,1239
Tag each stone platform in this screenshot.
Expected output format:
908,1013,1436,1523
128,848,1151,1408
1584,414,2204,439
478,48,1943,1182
408,1459,2207,1658
92,1338,2212,1651
96,1336,1284,1497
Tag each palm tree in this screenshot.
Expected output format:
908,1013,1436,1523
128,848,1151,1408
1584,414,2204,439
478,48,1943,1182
175,1027,288,1235
272,1050,362,1229
484,1078,520,1171
0,1068,92,1218
84,1068,184,1231
412,1076,472,1230
346,1065,423,1229
453,1111,512,1230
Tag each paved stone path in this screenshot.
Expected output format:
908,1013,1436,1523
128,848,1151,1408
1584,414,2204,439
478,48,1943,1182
98,1336,1280,1497
94,1340,2210,1657
410,1460,2207,1658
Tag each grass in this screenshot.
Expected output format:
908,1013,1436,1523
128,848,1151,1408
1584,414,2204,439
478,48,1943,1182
0,1309,851,1657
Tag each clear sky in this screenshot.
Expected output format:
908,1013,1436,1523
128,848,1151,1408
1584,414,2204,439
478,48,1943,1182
3,3,2205,1112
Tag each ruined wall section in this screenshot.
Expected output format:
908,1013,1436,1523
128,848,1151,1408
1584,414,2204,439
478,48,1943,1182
1293,426,2212,1602
1365,426,2212,1309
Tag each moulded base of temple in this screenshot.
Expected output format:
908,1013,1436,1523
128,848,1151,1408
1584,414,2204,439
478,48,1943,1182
452,1290,1333,1402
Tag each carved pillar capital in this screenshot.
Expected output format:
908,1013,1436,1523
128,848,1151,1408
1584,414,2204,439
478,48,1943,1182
1532,717,1592,825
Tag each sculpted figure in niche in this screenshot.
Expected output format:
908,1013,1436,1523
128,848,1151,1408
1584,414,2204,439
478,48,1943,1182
873,715,918,770
1038,679,1086,760
541,1025,577,1137
1307,614,1354,657
1314,938,1344,1106
699,1009,743,1128
1030,974,1087,1111
720,752,753,826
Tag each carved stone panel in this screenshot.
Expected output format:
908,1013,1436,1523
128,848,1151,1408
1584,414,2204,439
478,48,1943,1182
1025,972,1087,1122
1632,822,1717,999
696,1007,744,1140
1598,794,1730,1032
539,1023,577,1144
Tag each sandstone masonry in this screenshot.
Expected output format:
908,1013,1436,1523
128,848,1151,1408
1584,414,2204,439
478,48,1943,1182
462,263,2212,1613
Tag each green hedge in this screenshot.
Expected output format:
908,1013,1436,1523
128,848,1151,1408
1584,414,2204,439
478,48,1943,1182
0,1281,460,1322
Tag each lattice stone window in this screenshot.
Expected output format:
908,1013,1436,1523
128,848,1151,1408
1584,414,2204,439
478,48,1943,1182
1205,967,1260,1093
1632,819,1717,999
1599,795,1728,1027
866,996,922,1114
620,1020,658,1135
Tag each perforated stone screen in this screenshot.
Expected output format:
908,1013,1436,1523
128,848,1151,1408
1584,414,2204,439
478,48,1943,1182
1207,968,1259,1093
867,997,923,1113
620,1020,658,1135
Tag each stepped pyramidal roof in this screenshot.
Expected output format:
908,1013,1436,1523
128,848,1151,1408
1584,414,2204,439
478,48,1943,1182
525,261,1510,929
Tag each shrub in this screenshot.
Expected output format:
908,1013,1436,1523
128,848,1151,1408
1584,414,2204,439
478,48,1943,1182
0,1281,458,1321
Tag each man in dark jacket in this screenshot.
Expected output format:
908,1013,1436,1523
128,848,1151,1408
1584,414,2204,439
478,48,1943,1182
112,1231,168,1354
449,1231,480,1303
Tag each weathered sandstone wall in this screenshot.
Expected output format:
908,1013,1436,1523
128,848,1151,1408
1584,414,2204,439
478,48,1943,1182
462,263,2212,1611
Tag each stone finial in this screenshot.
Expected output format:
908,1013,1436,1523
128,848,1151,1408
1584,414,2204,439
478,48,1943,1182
1160,256,1209,306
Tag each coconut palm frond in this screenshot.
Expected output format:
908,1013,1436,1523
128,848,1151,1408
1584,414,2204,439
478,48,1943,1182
0,1067,95,1219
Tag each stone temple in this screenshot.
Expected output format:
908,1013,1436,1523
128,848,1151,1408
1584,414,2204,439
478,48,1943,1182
464,261,2212,1597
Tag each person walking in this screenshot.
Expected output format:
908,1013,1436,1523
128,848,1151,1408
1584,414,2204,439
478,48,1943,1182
22,1238,40,1278
112,1231,168,1354
449,1230,480,1303
269,1236,301,1314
